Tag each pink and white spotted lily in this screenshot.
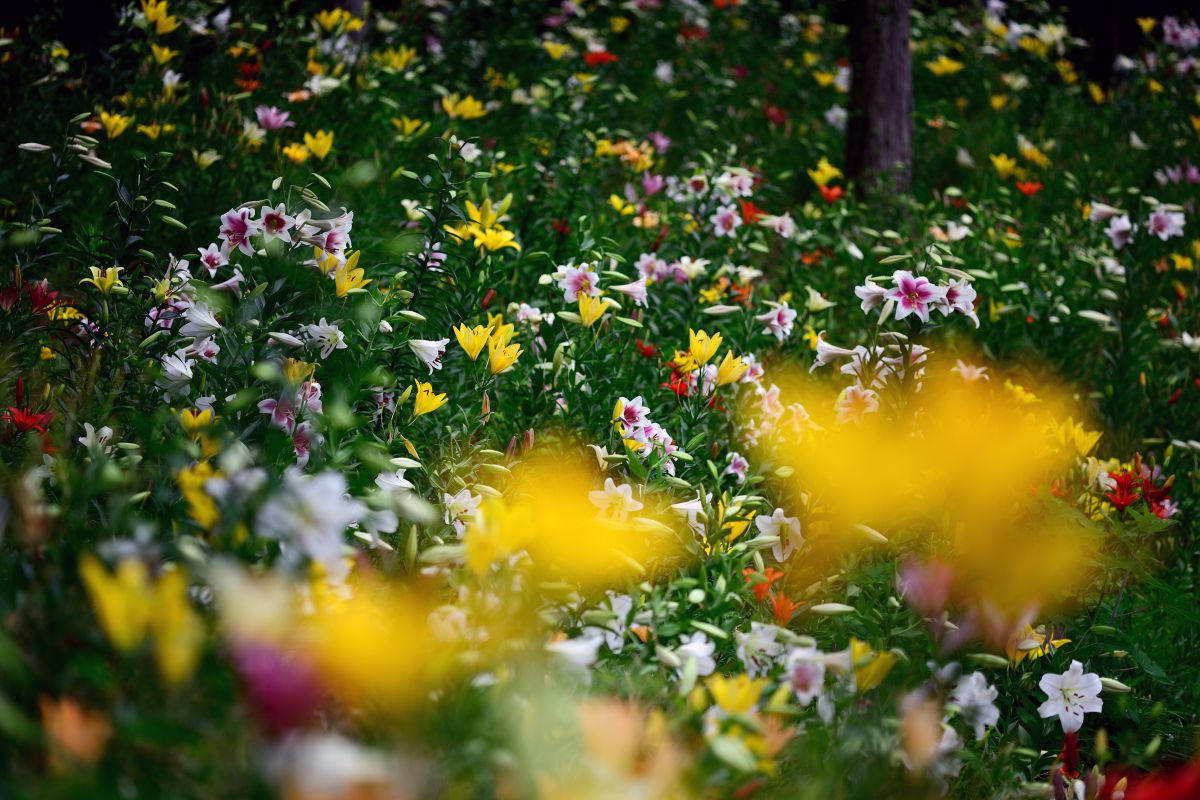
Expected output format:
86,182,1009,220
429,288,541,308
884,270,947,324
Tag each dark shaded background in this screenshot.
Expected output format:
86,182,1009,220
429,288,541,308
0,0,1196,84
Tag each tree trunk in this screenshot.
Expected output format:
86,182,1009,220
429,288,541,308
846,0,914,196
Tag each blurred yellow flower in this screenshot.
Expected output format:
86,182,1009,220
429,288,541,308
708,674,767,717
99,111,132,139
390,115,428,137
150,43,177,64
1006,624,1071,664
441,93,488,120
80,554,152,651
178,407,214,436
303,130,334,160
176,460,220,529
851,638,898,693
989,153,1017,179
543,41,572,60
926,55,965,76
806,157,843,187
283,143,310,163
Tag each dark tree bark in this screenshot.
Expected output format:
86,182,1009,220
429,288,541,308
846,0,914,196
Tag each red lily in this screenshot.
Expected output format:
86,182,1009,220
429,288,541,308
819,185,845,204
742,567,783,602
1104,471,1140,511
769,592,802,624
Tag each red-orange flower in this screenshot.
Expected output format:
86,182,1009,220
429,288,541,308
742,566,783,602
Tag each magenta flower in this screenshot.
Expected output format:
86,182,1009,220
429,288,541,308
884,270,947,323
219,207,262,257
254,105,294,131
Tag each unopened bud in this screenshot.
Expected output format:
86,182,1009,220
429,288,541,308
1099,677,1131,694
810,603,856,616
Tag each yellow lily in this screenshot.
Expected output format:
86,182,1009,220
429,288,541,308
708,674,768,717
303,130,334,160
688,328,723,366
283,143,311,163
487,337,522,375
178,408,214,436
926,55,965,76
334,258,370,297
715,351,749,386
989,153,1018,179
412,380,448,417
150,44,177,65
176,461,220,529
578,294,610,327
99,111,133,139
79,266,125,295
472,226,521,253
441,93,487,120
851,638,898,693
390,115,428,137
806,157,843,188
454,323,490,360
150,569,204,686
80,555,152,652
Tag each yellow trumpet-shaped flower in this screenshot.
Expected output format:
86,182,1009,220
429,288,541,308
487,337,522,375
79,266,125,295
925,55,965,76
412,380,448,417
80,554,152,652
488,320,515,347
543,41,573,60
150,569,204,686
178,407,214,436
708,673,768,717
314,247,357,277
374,45,417,71
303,130,334,160
390,115,429,137
806,157,843,188
150,43,177,65
472,226,521,253
334,257,370,297
851,638,898,693
283,143,311,163
176,460,220,529
141,0,179,34
313,8,362,32
688,328,723,366
715,351,749,386
1005,624,1071,664
99,111,133,139
578,293,610,327
283,358,317,385
989,153,1018,179
465,195,512,230
454,323,490,360
136,122,174,140
441,92,488,120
